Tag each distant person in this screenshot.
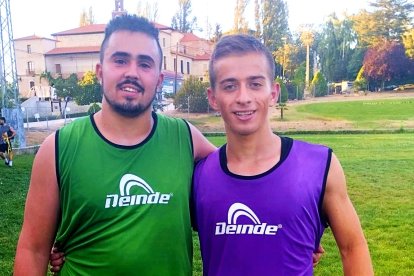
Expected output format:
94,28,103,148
192,34,374,275
14,14,215,275
0,116,16,167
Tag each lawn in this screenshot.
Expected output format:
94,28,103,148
1,133,413,275
291,98,414,129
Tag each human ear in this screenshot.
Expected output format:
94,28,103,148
207,87,219,110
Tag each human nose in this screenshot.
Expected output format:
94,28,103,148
124,61,140,79
235,85,252,104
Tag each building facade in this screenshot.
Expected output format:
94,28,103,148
14,0,213,99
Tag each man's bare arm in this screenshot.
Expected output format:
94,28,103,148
188,123,216,161
14,133,60,275
323,153,374,275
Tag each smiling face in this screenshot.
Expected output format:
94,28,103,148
208,52,279,137
96,30,163,118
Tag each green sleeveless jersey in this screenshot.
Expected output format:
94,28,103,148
55,112,194,275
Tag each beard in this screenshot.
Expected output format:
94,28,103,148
102,81,156,118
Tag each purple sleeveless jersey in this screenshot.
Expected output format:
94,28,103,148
193,137,332,276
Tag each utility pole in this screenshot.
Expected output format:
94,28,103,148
0,0,26,147
174,42,178,94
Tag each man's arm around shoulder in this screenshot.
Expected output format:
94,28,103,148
323,153,374,276
188,123,216,161
14,133,60,275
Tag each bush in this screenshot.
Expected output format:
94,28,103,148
88,103,101,114
174,76,210,113
311,72,328,97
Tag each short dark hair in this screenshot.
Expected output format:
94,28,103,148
209,34,275,89
100,14,162,69
0,117,5,122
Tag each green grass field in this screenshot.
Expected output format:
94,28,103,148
2,96,414,274
289,98,414,129
1,133,413,275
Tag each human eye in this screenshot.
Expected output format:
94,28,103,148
222,82,237,91
250,82,263,89
139,62,152,69
113,57,128,65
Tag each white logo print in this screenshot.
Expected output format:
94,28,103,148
215,203,282,235
105,174,172,208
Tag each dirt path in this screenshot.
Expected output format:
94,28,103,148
24,92,414,146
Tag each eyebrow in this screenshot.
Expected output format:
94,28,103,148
110,51,156,64
219,75,266,85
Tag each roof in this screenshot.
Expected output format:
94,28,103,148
194,52,211,61
51,24,106,36
51,22,173,37
180,33,204,43
14,35,57,42
153,22,173,30
45,46,100,55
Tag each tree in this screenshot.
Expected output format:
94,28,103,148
76,71,102,105
352,0,414,47
354,66,368,91
300,29,314,90
79,7,95,26
211,23,223,43
310,72,328,97
402,29,414,59
292,62,306,99
363,40,414,89
317,19,341,83
171,0,197,33
136,1,159,22
232,0,250,34
174,76,209,113
261,0,290,52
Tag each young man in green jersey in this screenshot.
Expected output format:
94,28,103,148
14,14,215,275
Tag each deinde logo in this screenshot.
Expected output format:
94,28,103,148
215,203,282,236
105,174,172,208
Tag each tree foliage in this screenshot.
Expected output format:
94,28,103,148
41,71,101,106
363,40,414,88
232,0,250,34
76,71,102,105
352,0,414,46
311,72,328,97
171,0,197,33
79,7,95,26
402,29,414,59
136,0,159,22
174,76,209,113
261,0,290,52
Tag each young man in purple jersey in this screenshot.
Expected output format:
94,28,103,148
192,34,373,275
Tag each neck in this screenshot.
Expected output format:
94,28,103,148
225,127,281,176
94,102,154,146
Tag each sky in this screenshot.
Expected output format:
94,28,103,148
10,0,371,39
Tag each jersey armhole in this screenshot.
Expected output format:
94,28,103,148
55,130,61,189
319,148,333,228
182,119,194,158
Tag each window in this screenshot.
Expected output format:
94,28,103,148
163,56,167,70
27,61,34,75
162,38,166,47
187,62,190,74
55,64,62,74
27,45,31,53
180,60,184,74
